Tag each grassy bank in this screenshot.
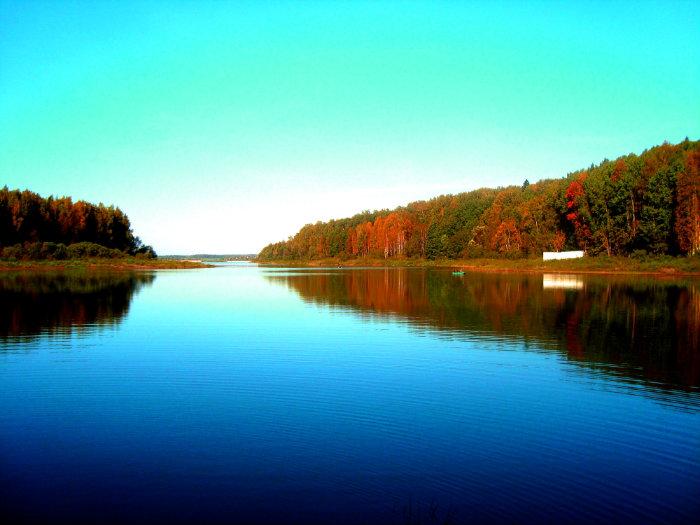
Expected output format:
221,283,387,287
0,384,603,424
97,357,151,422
5,255,698,275
255,255,700,276
0,258,213,272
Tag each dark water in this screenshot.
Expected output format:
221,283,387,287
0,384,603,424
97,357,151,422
1,266,698,524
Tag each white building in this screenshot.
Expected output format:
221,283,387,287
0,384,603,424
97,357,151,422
542,250,584,261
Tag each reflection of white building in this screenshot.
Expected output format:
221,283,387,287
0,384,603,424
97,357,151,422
542,274,583,289
543,250,584,260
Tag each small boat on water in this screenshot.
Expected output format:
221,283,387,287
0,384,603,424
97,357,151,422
452,270,465,276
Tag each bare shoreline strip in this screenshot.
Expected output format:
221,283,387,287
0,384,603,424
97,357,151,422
0,259,213,272
254,257,700,277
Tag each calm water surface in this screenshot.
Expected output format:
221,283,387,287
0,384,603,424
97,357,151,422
1,265,699,524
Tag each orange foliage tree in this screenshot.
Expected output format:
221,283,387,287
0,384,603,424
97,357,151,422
675,150,700,255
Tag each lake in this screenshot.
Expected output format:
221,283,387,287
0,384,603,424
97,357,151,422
1,265,699,524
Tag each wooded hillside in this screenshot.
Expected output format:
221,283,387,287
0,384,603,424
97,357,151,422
259,140,700,260
0,187,155,258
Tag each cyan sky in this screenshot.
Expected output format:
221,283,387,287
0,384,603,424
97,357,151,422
1,1,698,253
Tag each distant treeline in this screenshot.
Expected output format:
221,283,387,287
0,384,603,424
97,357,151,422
259,140,700,260
0,187,155,259
160,254,257,261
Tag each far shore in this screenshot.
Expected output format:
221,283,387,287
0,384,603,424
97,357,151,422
0,258,214,272
254,256,700,276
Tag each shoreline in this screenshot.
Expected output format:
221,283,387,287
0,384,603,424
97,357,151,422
0,258,214,272
254,256,700,277
3,256,698,277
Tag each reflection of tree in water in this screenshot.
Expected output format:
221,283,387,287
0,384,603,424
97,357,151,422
0,272,155,341
266,269,700,392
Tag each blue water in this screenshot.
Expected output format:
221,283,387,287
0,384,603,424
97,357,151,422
1,265,698,524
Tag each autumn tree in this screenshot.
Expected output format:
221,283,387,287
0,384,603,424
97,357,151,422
675,150,700,255
564,175,592,251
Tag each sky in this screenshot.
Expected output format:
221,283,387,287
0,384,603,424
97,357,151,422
1,1,698,254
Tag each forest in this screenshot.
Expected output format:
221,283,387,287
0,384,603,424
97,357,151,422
258,139,700,261
0,187,156,259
